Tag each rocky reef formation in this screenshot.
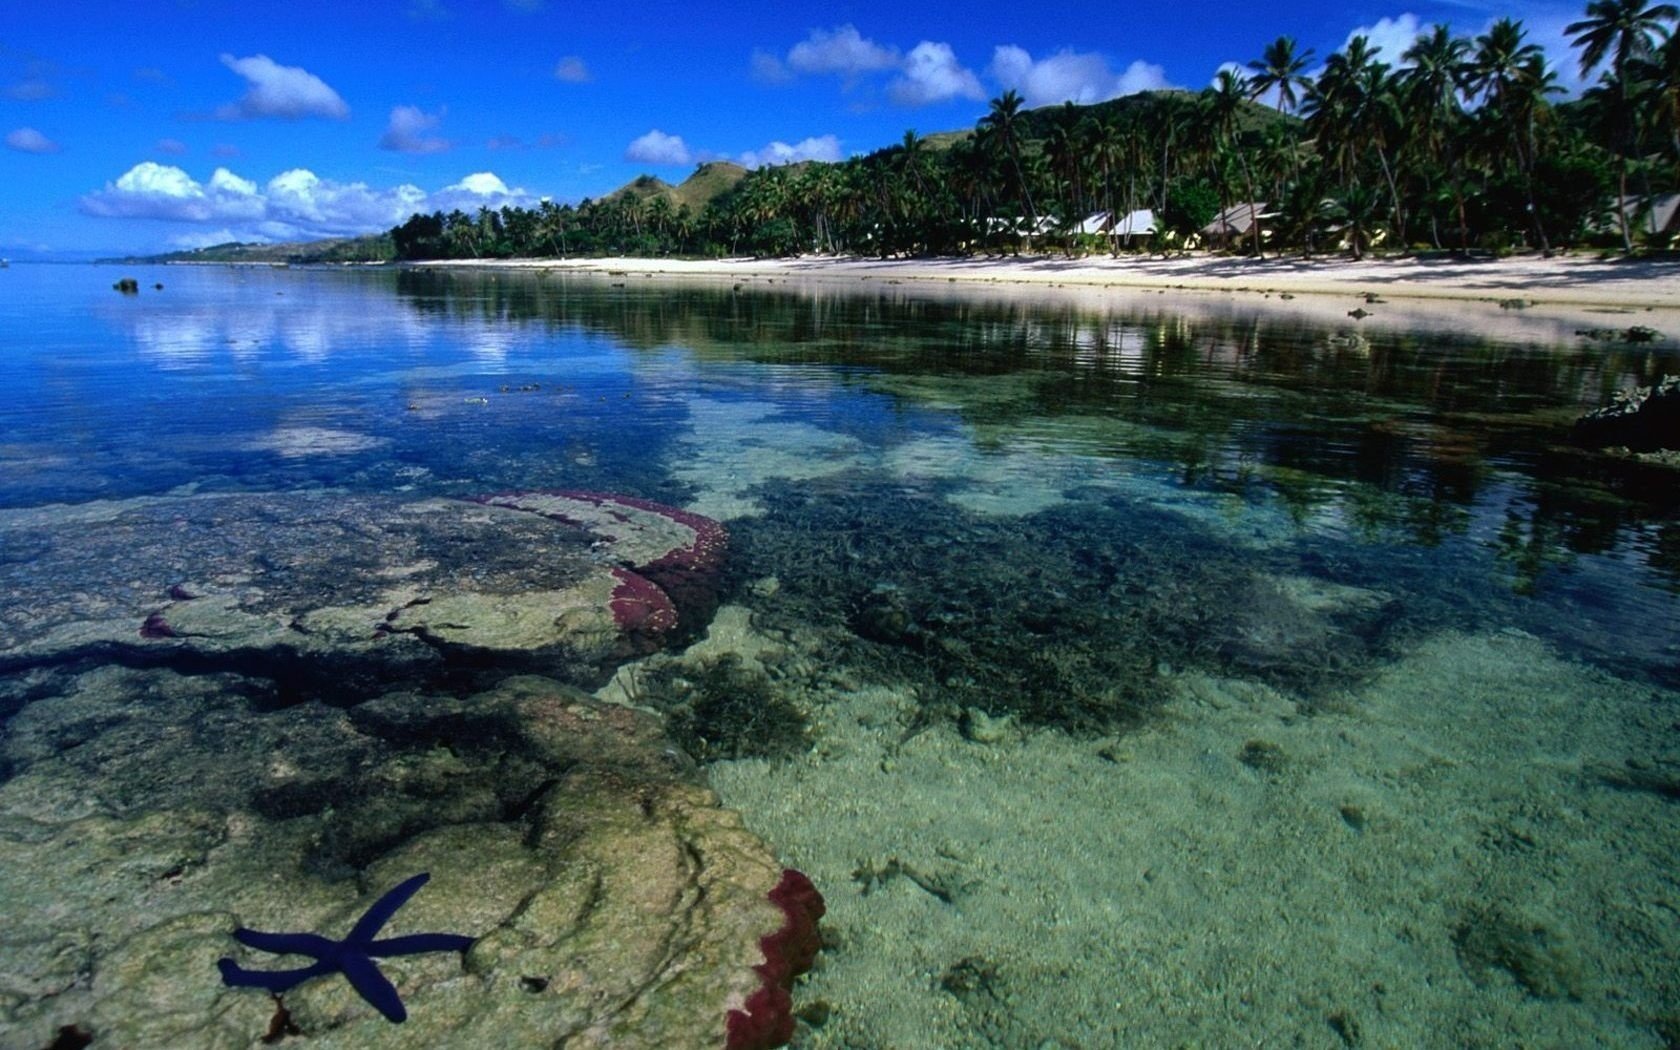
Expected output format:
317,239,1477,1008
0,668,818,1048
475,490,729,638
0,489,820,1048
1571,375,1680,453
0,489,729,700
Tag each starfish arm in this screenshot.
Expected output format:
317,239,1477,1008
368,932,475,956
346,873,431,945
232,928,339,957
218,956,334,994
338,952,407,1023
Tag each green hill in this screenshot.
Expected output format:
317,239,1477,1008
102,233,394,266
605,162,747,213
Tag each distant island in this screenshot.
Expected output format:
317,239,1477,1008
100,233,394,266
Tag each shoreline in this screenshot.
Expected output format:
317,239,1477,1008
418,251,1680,311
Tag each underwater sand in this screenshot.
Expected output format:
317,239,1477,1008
696,612,1679,1048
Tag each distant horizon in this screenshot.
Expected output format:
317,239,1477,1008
2,0,1606,255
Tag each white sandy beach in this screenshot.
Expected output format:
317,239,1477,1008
423,251,1680,311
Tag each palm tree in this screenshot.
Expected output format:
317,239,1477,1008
1644,32,1680,174
1331,183,1385,259
1567,0,1679,248
536,198,568,257
979,90,1038,238
1401,26,1474,249
1472,21,1559,251
1247,36,1315,113
1208,68,1266,256
1305,36,1386,189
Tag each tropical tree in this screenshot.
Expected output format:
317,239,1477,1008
1401,26,1475,249
1568,0,1679,248
1207,68,1266,255
1248,36,1316,113
1472,21,1562,249
979,90,1038,238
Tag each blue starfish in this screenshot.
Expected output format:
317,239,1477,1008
217,872,474,1023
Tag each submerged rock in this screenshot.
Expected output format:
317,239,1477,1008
0,489,728,699
0,489,812,1047
1571,375,1680,453
0,668,821,1049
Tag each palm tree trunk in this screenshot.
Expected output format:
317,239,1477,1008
1377,147,1406,248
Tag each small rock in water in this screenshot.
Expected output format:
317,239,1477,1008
959,707,1014,744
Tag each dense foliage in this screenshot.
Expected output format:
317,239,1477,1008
392,4,1680,261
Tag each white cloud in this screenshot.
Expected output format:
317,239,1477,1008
168,227,245,250
888,41,985,105
738,135,842,169
990,45,1170,107
787,25,900,75
214,54,349,120
751,49,793,84
79,162,262,222
380,105,450,154
554,56,590,82
1345,14,1425,65
5,126,60,154
625,129,692,165
445,172,511,195
775,26,983,107
79,162,532,240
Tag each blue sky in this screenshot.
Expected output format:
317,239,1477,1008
1,0,1595,255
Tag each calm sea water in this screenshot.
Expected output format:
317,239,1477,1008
3,263,1675,678
2,262,1678,1045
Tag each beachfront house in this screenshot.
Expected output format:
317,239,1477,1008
1077,209,1157,245
1614,194,1680,240
1200,202,1272,250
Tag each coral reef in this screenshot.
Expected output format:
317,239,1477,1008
0,667,820,1049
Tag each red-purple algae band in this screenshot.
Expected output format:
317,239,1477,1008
725,869,826,1050
474,490,729,636
608,566,679,637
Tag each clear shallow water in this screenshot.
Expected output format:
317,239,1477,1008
2,263,1678,1046
4,263,1676,679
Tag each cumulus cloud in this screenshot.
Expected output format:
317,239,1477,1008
5,127,60,154
78,162,531,240
553,56,590,82
1345,14,1425,65
751,49,793,84
380,105,450,153
889,42,985,105
738,135,842,169
214,54,349,120
625,129,692,166
787,25,900,75
990,46,1170,106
